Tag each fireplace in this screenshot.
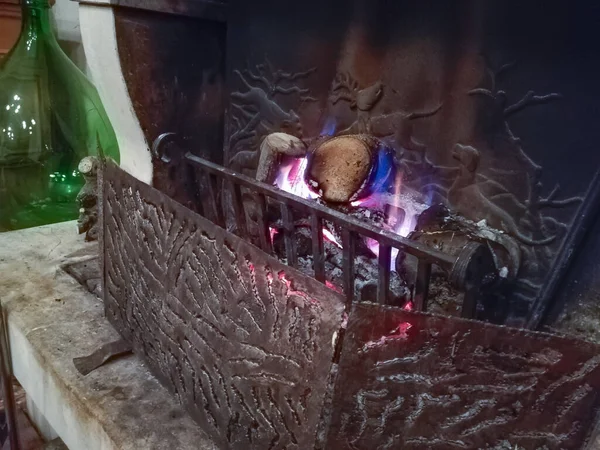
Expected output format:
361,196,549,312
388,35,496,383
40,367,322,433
101,0,600,330
151,131,498,322
82,0,600,448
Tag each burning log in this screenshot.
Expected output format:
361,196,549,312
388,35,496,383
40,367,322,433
253,132,496,315
256,132,307,184
306,134,380,203
242,132,307,236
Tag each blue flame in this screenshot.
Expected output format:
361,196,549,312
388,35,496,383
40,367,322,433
369,146,395,194
320,117,337,137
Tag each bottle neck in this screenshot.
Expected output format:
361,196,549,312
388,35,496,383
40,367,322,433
21,0,54,38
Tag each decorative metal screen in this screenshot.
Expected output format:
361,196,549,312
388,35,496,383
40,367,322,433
101,160,345,449
326,303,600,449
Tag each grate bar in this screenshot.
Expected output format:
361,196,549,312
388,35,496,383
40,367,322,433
342,229,356,306
414,260,432,312
186,153,456,270
377,244,392,305
280,203,297,268
206,172,224,227
311,213,325,282
230,182,247,236
255,193,272,254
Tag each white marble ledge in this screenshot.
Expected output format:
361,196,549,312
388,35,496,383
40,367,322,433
0,221,217,450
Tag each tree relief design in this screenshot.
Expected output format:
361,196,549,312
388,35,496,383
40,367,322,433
227,59,316,174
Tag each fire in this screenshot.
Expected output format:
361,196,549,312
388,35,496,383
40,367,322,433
274,156,318,200
323,228,342,248
360,172,429,270
272,146,428,271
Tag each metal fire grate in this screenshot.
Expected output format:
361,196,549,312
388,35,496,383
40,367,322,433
100,159,600,449
169,149,495,318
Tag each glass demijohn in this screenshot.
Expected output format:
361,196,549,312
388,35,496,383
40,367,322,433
0,0,119,231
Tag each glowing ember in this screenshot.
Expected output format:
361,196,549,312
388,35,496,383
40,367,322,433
325,281,343,294
323,228,342,248
274,156,318,199
269,227,278,244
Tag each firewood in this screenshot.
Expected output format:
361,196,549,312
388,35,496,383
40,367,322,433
307,135,377,203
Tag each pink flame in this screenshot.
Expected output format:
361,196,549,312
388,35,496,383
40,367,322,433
361,173,429,269
323,228,342,248
274,157,318,199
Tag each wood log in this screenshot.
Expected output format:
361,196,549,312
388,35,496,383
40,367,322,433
307,135,377,203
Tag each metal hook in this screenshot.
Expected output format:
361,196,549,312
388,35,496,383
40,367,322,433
151,132,177,163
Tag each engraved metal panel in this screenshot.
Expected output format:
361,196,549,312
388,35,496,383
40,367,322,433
327,303,600,450
101,161,345,449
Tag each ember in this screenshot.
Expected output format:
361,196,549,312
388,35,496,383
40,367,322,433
403,301,414,312
269,226,278,244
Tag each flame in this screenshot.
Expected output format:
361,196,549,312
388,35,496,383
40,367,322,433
389,172,407,234
321,117,337,137
323,228,342,248
274,157,318,199
272,144,428,273
360,172,430,270
369,147,395,195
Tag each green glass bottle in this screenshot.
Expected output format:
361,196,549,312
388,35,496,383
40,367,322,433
0,0,119,231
